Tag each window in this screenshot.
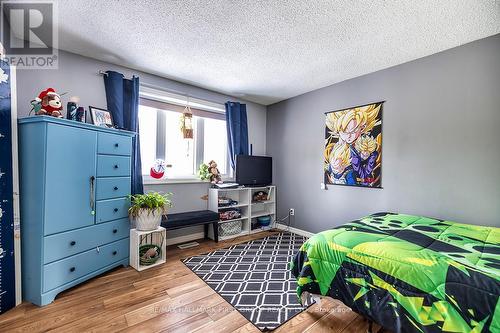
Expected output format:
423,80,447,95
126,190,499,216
138,87,229,180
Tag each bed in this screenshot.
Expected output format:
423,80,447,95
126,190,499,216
291,213,500,332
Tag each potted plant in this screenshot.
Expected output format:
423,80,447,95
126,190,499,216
129,192,173,231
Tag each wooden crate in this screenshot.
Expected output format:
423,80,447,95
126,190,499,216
130,227,166,271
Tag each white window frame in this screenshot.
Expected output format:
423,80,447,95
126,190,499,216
139,86,232,184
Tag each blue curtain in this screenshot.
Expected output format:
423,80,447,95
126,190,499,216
103,71,143,194
225,101,249,170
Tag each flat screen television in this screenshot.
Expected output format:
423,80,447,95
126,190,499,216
236,155,272,186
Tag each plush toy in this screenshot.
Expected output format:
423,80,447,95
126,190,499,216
208,160,223,184
150,159,167,179
33,88,63,117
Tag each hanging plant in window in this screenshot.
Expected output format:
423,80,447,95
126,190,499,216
180,101,193,139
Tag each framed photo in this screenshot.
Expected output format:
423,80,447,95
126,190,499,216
89,106,114,128
324,101,384,188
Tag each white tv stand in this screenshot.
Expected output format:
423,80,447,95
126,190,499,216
208,185,276,240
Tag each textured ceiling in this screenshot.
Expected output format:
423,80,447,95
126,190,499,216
55,1,500,105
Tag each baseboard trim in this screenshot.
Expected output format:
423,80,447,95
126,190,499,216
166,224,315,245
275,223,314,238
166,232,205,246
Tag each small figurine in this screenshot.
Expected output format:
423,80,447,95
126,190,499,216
141,247,158,260
30,99,42,115
33,88,63,118
150,159,167,179
208,160,223,184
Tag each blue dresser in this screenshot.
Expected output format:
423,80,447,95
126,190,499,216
18,116,134,306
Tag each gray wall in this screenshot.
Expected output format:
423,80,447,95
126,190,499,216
267,34,500,230
16,50,267,156
16,50,267,243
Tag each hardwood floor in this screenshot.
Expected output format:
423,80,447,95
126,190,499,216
0,230,382,333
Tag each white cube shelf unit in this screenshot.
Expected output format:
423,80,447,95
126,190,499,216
208,186,276,240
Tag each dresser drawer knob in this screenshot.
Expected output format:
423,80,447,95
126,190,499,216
112,251,117,256
113,228,118,234
69,267,76,272
114,208,118,212
70,241,76,246
114,165,119,169
114,143,119,148
114,186,118,190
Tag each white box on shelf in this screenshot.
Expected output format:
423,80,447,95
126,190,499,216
130,227,167,271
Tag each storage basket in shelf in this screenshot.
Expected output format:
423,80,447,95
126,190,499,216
219,220,242,237
257,215,272,226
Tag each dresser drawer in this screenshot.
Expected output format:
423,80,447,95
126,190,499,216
96,197,129,223
98,132,132,156
96,177,131,200
97,155,131,177
43,238,129,292
43,218,129,264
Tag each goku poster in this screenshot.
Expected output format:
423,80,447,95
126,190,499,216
324,102,383,188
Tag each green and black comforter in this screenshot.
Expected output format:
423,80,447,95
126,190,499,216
291,213,499,332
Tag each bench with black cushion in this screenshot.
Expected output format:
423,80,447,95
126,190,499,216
161,210,220,242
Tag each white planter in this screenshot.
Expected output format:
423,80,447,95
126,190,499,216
133,208,163,231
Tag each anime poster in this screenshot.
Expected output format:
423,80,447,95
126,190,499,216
324,102,383,188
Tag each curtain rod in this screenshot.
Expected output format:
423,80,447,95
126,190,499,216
98,70,228,106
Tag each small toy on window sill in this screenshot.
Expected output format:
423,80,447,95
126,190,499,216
198,163,210,181
208,160,223,184
150,159,168,179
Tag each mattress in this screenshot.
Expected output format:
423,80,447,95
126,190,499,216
291,213,500,332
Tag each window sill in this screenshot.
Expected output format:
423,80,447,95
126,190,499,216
143,177,235,185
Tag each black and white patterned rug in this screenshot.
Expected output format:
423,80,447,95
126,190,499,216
182,232,313,331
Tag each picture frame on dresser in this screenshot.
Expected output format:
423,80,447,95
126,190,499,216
89,106,114,128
